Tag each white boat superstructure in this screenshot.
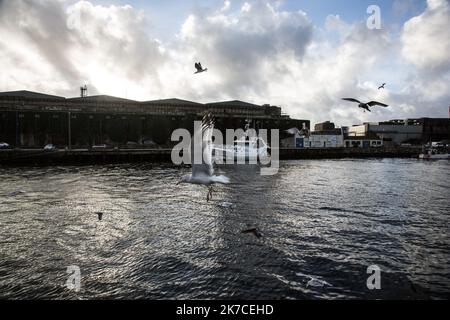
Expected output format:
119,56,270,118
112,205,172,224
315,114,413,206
213,136,269,162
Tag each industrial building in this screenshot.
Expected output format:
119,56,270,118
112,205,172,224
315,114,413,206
282,121,344,148
304,121,344,148
282,121,383,149
347,118,450,145
343,133,383,148
314,121,337,132
303,132,344,148
0,90,309,149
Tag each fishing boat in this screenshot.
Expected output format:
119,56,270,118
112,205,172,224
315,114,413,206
419,142,450,160
212,118,269,162
213,136,269,162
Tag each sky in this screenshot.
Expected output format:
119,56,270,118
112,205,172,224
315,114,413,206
0,0,449,126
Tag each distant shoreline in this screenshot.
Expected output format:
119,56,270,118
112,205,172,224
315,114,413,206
0,147,422,166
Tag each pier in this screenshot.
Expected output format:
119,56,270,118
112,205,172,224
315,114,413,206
0,146,422,165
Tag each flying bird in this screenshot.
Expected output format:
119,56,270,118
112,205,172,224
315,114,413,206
194,62,208,74
378,83,386,90
177,112,230,201
7,190,24,197
342,98,389,112
296,272,332,288
241,228,262,238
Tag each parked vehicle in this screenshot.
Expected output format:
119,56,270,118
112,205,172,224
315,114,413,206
91,144,113,150
0,142,10,149
125,141,139,148
43,144,57,150
142,139,157,147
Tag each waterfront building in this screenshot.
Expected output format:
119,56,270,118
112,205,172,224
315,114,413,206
0,90,309,149
347,118,450,145
308,131,344,148
314,121,336,132
282,121,386,149
411,118,450,143
282,121,345,148
343,133,383,148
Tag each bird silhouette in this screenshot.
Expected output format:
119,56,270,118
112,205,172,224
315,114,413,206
342,98,388,112
378,83,386,90
194,62,208,74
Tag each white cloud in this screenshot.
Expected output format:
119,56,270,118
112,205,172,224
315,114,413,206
395,0,450,120
0,0,449,126
401,0,450,70
0,0,166,98
241,2,252,13
174,0,313,101
221,0,231,12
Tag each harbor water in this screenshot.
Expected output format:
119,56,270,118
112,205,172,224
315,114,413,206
0,159,449,299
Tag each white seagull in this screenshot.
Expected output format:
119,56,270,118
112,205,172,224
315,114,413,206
177,113,230,201
285,127,301,135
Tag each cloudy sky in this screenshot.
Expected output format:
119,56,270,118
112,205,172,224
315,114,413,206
0,0,449,126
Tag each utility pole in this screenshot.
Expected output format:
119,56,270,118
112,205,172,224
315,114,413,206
15,111,19,147
80,85,87,98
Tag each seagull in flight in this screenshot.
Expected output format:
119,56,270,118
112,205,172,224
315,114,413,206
342,98,389,112
378,83,386,90
177,113,230,201
194,62,208,74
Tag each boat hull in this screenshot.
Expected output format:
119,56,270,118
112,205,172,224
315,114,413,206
419,153,450,160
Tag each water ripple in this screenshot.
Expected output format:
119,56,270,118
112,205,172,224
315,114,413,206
0,159,449,299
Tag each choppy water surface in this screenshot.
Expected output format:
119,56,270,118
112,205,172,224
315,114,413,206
0,159,449,299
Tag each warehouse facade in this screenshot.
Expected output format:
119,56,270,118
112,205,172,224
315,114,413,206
0,90,309,148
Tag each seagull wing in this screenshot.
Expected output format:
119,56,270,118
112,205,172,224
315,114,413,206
201,112,214,172
285,128,300,135
342,98,361,104
196,63,204,72
367,101,389,107
195,63,201,72
191,112,215,178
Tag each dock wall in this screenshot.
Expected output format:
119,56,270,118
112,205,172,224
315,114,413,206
0,147,422,166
